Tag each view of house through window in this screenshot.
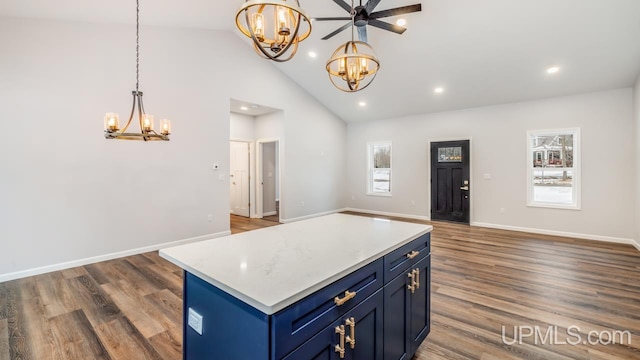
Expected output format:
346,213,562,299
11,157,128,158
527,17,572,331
527,129,580,209
368,142,392,195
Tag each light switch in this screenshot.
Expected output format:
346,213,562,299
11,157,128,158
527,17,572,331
188,308,203,335
483,173,491,180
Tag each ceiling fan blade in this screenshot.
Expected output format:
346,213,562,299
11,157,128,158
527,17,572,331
365,0,382,14
357,26,368,43
322,22,352,40
368,19,406,34
370,4,422,19
333,0,353,13
312,17,352,21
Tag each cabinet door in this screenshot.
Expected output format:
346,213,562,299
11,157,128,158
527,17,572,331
409,255,431,356
283,290,383,360
383,271,411,360
346,290,384,360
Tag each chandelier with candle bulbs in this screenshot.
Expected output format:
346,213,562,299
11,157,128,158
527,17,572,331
325,0,380,92
104,0,171,141
235,0,312,62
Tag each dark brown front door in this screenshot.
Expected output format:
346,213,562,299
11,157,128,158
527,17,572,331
430,140,470,223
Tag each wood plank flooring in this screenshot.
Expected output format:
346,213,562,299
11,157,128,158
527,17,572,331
1,213,639,359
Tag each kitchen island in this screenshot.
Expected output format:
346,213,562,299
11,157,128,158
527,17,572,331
160,213,433,359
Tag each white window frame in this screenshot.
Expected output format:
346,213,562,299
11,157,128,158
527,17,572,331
526,128,581,210
367,141,392,197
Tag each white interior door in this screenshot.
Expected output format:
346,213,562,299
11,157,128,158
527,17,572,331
230,141,250,217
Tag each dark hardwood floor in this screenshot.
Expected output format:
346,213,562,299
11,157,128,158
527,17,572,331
1,213,639,359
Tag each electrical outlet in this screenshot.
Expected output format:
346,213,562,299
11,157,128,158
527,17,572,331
499,208,505,215
351,195,355,201
300,201,305,207
188,308,203,335
207,214,213,222
411,200,416,206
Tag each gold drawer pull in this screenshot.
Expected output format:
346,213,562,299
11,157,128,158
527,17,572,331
345,317,356,349
415,268,421,290
335,325,346,359
334,290,357,306
406,250,420,260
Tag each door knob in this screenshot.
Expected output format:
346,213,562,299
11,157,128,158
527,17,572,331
460,186,469,191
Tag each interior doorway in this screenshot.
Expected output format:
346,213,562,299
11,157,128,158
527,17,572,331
257,139,280,222
230,141,250,218
430,140,470,223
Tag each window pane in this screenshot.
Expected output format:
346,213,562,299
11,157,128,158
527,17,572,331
372,170,391,192
373,145,391,168
531,134,573,168
532,169,573,204
438,147,462,162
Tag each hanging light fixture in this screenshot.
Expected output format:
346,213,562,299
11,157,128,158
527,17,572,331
104,0,171,141
235,0,312,62
326,1,380,92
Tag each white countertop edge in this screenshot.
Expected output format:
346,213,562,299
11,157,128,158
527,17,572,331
160,225,432,315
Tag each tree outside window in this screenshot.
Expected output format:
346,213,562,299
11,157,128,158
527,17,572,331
527,129,580,209
368,142,392,196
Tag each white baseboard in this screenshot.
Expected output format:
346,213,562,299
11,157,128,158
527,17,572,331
0,230,231,283
280,208,349,224
633,239,640,251
472,222,637,248
263,211,277,216
343,208,430,221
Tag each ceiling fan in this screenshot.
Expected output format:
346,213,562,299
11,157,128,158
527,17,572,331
314,0,422,42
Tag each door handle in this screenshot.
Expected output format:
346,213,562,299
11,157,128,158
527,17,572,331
460,186,469,191
335,325,346,359
345,317,356,349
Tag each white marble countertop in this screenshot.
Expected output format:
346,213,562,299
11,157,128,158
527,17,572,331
159,213,432,315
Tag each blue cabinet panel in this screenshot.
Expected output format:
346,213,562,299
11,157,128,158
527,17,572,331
383,273,411,360
284,290,384,360
272,259,383,359
383,233,430,282
409,255,431,356
183,272,269,360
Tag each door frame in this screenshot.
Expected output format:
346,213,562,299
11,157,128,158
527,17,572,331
427,137,473,223
229,139,254,218
256,138,282,222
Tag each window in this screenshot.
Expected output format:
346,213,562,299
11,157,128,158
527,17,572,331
367,142,392,196
527,129,580,209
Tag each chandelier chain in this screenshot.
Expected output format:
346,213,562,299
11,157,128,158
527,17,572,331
136,0,140,92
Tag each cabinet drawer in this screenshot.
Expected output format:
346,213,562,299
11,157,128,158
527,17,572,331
271,258,384,359
383,233,430,283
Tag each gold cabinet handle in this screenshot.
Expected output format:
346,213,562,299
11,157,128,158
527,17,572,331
335,325,346,359
345,317,356,349
406,250,420,260
334,290,357,306
407,272,416,293
415,268,421,290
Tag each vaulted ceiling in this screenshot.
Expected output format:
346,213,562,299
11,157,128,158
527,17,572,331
2,0,640,122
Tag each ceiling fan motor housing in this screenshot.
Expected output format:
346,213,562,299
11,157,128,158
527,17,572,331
354,6,368,27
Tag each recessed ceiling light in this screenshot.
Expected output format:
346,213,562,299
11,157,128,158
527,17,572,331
434,87,444,94
546,66,560,74
396,19,407,27
240,106,249,111
250,104,259,109
308,51,317,58
358,101,367,107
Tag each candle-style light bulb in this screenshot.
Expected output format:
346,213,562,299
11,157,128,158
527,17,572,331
277,6,290,36
104,113,120,132
252,12,265,42
160,119,171,135
142,114,154,132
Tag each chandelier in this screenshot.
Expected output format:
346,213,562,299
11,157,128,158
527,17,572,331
326,1,380,92
104,0,171,141
235,0,312,62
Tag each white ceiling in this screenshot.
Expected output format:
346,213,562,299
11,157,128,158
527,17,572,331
2,0,640,122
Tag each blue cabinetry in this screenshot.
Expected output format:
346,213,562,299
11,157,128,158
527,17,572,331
182,233,431,360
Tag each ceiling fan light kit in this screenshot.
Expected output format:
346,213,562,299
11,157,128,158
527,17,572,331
235,0,312,62
234,0,421,91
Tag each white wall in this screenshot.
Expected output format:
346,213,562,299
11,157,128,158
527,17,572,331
230,112,256,141
634,75,640,249
0,17,346,280
346,89,635,243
